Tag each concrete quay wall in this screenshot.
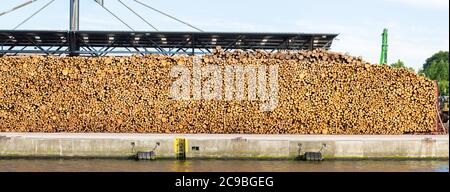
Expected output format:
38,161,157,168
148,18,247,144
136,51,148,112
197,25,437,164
0,133,448,159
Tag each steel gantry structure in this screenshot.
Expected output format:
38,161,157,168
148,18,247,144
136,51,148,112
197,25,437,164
0,0,338,56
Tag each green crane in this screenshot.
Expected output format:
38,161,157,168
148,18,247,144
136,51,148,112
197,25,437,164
379,28,388,64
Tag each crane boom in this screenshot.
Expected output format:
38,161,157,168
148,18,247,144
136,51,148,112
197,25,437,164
380,28,388,64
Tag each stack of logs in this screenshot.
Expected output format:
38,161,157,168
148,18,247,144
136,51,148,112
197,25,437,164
0,48,438,134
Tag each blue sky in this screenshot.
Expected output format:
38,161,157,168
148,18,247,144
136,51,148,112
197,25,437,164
0,0,448,71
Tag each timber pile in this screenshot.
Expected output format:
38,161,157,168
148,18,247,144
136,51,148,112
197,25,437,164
0,48,438,134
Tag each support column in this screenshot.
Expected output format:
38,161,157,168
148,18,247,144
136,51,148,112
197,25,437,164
69,0,80,56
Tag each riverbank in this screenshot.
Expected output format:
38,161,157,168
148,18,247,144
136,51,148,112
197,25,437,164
0,133,448,159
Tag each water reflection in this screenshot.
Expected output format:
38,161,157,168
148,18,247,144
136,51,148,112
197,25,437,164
170,160,193,172
0,159,448,172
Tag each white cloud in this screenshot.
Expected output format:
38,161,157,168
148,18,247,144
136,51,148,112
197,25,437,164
386,0,449,9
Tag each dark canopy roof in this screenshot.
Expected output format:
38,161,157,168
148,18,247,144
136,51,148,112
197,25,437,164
0,30,338,55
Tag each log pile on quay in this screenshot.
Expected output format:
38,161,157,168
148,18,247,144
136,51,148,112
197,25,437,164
0,48,438,134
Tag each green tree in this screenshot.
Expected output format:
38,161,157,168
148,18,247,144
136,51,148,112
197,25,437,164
419,51,449,96
390,59,415,72
422,51,449,70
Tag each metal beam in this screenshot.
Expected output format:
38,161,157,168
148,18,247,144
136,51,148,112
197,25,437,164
68,31,80,56
69,0,79,31
0,0,39,17
69,0,80,56
13,0,56,30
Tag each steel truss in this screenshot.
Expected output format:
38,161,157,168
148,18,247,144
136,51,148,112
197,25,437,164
0,30,338,56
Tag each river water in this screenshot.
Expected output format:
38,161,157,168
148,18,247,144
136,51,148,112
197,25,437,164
0,159,448,172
